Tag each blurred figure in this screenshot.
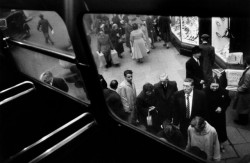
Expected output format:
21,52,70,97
23,22,30,38
199,34,215,87
186,46,204,90
186,116,221,162
37,14,54,45
146,16,156,49
234,55,250,125
97,30,114,68
99,74,107,89
124,20,133,52
117,70,137,125
110,24,124,58
136,83,161,134
154,73,178,125
157,119,186,149
158,16,171,48
130,23,147,63
203,75,231,153
139,21,151,53
40,70,69,92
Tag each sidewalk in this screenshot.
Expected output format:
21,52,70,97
99,39,250,163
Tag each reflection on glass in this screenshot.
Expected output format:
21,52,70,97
170,16,181,40
181,16,199,45
10,46,89,103
0,9,75,56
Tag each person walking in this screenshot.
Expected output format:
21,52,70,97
37,14,54,45
158,16,171,49
130,23,147,63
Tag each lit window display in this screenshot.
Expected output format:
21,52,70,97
170,16,199,45
211,17,230,62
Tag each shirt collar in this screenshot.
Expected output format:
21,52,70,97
185,90,193,97
193,56,198,62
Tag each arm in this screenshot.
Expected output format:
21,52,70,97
117,86,130,113
211,47,215,65
48,21,53,31
237,73,250,93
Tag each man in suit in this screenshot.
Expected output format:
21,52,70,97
158,16,171,49
234,56,250,125
146,16,156,49
199,34,215,87
172,78,208,143
103,80,128,121
186,46,204,90
154,73,178,125
40,71,69,92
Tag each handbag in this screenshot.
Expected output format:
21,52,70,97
111,49,120,64
96,51,106,68
146,110,153,126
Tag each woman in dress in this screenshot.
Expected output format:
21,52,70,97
139,21,151,53
130,23,147,63
110,23,124,58
203,75,231,153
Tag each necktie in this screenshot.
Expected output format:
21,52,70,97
186,94,190,118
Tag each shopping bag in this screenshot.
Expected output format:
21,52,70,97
111,49,120,64
146,110,153,126
96,51,106,68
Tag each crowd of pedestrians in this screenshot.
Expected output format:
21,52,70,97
93,14,250,162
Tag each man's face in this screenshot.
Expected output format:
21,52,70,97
125,74,133,83
194,52,201,59
43,73,53,84
160,76,168,86
210,83,219,91
183,81,193,94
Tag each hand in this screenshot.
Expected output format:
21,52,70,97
149,106,155,111
200,80,205,84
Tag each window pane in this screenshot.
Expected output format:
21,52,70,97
10,46,89,103
0,9,75,57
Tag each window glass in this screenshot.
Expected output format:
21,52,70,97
181,16,199,45
170,16,181,40
9,46,89,103
0,9,75,57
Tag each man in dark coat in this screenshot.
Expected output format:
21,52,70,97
37,14,54,45
186,46,204,90
103,80,128,121
234,56,250,125
199,34,215,87
154,73,178,125
172,78,208,143
40,71,69,92
158,16,171,49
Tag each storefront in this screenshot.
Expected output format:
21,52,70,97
170,16,244,70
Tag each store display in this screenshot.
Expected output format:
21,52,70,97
226,52,243,64
225,69,244,91
170,16,181,40
181,17,199,45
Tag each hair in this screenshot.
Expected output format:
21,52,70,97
210,75,220,85
132,23,138,30
124,70,133,77
159,73,168,81
39,71,53,81
142,83,154,93
112,23,118,30
184,78,194,86
110,80,118,90
39,14,44,18
192,46,201,54
190,116,206,131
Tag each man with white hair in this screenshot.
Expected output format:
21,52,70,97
153,73,178,125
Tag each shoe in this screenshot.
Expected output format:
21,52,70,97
163,43,166,46
151,46,156,49
166,46,169,49
147,50,150,54
118,55,123,58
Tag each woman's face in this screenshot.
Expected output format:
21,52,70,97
210,83,219,91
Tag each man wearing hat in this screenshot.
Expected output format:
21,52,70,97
199,34,215,87
186,46,204,90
